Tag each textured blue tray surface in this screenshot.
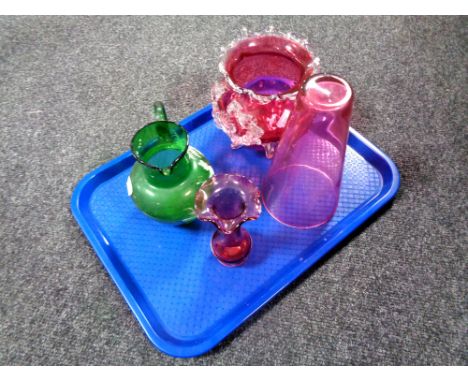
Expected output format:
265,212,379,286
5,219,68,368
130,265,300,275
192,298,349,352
71,105,399,358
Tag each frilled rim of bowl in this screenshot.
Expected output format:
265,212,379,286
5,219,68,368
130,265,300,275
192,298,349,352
194,173,262,234
218,28,321,104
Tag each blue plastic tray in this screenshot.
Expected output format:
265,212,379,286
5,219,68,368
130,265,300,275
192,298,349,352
71,105,399,358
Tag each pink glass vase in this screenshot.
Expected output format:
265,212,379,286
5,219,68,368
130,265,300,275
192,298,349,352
195,174,261,266
212,31,319,158
262,74,354,229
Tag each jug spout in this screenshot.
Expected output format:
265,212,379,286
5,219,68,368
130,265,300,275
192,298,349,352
161,167,173,176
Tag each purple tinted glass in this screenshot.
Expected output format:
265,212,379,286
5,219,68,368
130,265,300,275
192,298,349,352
207,187,246,220
195,174,261,266
244,76,297,96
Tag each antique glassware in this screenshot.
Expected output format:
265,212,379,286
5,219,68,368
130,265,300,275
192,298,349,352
128,102,214,224
262,74,354,228
212,30,320,158
194,174,261,266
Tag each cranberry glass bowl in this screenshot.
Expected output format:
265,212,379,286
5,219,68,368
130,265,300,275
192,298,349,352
212,31,319,157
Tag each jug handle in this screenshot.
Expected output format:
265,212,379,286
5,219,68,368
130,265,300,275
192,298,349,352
153,101,168,122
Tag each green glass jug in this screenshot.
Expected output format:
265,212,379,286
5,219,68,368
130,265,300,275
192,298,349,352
127,102,214,224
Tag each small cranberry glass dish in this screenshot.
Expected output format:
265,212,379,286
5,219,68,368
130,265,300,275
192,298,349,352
212,29,320,158
194,174,261,267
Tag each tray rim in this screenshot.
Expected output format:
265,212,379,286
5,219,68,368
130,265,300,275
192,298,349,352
71,104,400,358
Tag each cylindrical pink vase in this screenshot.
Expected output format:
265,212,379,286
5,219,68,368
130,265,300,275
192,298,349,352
262,74,354,228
